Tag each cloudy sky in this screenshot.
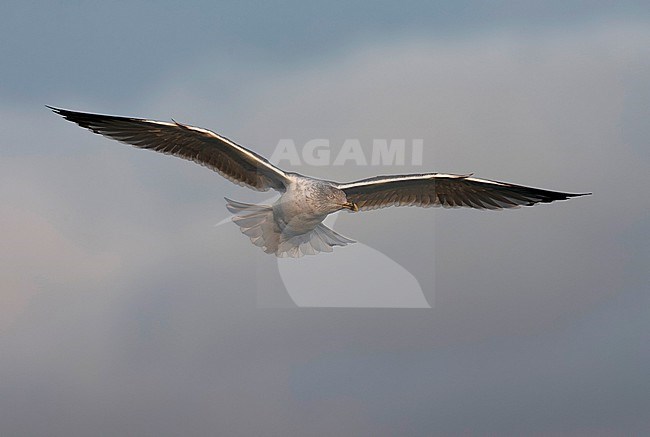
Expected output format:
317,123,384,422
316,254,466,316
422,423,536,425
2,1,650,435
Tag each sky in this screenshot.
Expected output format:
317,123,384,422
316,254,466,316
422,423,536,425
2,1,650,436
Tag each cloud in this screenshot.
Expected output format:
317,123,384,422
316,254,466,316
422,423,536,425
1,22,649,435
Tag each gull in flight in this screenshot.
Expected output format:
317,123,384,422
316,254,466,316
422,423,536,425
50,107,590,258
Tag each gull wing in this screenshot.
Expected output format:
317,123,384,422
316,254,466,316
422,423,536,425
49,107,290,192
337,173,590,211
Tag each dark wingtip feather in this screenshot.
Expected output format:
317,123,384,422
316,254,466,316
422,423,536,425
47,106,82,121
47,106,98,131
512,186,591,206
553,192,591,201
46,105,66,115
546,191,591,202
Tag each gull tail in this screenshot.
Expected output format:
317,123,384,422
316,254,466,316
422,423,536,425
276,222,356,258
224,198,355,258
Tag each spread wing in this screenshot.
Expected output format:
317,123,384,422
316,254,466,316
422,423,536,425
49,107,290,192
337,173,590,211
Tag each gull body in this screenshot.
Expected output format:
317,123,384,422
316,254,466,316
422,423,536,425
275,174,352,233
226,174,356,257
49,107,590,257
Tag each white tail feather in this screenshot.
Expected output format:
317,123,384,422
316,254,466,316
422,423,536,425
225,198,355,257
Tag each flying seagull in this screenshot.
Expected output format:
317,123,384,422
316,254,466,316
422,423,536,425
49,107,590,258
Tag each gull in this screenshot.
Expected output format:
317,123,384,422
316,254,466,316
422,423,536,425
49,107,590,258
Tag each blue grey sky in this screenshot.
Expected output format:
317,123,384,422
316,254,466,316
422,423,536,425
2,1,650,436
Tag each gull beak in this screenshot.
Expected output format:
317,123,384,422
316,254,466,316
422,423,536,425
342,202,359,212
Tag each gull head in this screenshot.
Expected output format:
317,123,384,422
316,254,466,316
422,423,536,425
315,184,358,214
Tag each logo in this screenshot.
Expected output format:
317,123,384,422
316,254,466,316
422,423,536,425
270,139,424,167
